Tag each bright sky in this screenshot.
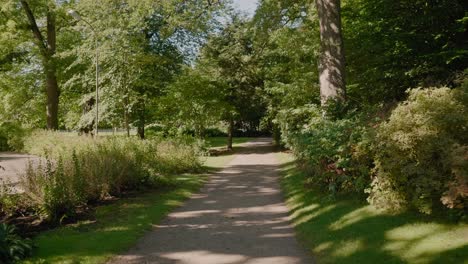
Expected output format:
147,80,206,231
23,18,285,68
232,0,259,17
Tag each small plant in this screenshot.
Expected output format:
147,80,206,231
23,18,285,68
0,224,32,263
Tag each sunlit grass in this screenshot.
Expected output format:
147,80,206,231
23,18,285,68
22,153,237,264
22,178,203,264
277,152,468,264
205,137,250,148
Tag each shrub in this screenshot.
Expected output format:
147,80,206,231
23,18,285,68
0,122,26,151
203,128,227,137
0,224,32,263
440,145,468,211
17,131,204,220
368,87,468,215
279,105,375,195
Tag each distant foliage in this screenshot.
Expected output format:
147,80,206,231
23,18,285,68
368,87,468,214
0,122,26,151
0,224,32,263
19,131,204,221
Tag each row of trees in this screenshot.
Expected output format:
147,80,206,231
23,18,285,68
1,0,351,148
158,0,467,215
1,0,224,138
0,0,467,214
162,0,466,144
1,0,467,148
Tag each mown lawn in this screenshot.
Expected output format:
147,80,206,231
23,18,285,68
23,154,236,264
205,137,250,148
277,152,468,264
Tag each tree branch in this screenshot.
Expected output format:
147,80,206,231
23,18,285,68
46,7,56,53
20,0,48,56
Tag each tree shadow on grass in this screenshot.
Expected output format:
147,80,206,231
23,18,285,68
279,159,468,264
25,177,204,264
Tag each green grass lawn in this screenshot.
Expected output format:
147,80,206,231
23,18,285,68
23,154,236,264
205,137,250,148
277,152,468,264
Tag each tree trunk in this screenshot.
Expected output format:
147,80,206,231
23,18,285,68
21,0,60,130
137,124,144,139
45,61,59,130
45,8,59,129
227,116,233,150
315,0,346,105
124,108,130,137
123,91,130,137
137,99,145,139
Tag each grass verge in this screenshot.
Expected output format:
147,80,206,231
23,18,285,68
205,137,250,148
22,152,237,264
277,152,468,264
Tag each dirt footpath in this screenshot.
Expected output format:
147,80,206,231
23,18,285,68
110,138,313,264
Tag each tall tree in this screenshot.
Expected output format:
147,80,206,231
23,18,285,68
315,0,346,105
66,0,224,137
201,15,265,149
20,0,60,129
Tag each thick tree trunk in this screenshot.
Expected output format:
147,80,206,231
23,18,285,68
315,0,346,105
45,61,59,129
45,8,59,129
21,1,60,130
227,116,233,151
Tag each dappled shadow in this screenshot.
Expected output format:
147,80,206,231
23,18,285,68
108,140,312,263
280,159,468,264
26,179,203,263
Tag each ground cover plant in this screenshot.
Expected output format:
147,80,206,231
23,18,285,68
0,223,32,263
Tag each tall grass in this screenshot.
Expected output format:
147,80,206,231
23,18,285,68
18,131,205,221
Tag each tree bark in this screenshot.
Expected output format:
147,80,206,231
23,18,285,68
123,87,130,137
136,98,145,139
124,104,130,137
227,116,233,151
137,124,145,139
21,0,60,129
45,60,59,130
315,0,346,105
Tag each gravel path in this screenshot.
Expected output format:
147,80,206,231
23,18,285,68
0,152,40,187
110,138,312,264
